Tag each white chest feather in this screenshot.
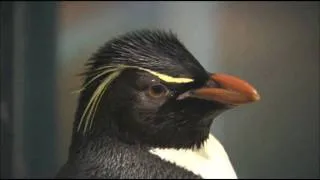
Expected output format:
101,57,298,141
149,134,238,179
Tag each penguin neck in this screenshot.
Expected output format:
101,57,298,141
68,113,148,157
67,128,147,163
67,118,238,179
68,112,212,155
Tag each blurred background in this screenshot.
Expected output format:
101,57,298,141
1,1,319,179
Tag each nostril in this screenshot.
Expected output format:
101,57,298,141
205,79,221,88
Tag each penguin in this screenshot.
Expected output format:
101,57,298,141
55,29,260,179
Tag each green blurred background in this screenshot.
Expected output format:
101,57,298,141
1,1,319,179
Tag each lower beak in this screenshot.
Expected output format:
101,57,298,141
180,73,260,106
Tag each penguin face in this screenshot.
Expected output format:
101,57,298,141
98,69,222,149
75,29,260,149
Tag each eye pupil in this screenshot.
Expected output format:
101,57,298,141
149,84,168,97
152,85,164,94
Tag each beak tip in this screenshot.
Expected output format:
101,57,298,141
251,90,261,102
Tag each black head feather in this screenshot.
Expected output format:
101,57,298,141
70,29,227,152
85,29,208,82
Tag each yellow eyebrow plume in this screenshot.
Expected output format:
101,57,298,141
136,67,194,84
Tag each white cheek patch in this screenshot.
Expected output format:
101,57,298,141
149,134,238,179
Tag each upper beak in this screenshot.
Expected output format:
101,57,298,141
178,73,260,106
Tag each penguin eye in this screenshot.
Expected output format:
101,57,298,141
148,84,169,98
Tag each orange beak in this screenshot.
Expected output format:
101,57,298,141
179,73,260,106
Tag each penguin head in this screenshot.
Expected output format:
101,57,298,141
74,29,260,149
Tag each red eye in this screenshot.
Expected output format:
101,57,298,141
148,84,169,98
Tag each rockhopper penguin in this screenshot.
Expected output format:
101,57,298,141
55,29,260,179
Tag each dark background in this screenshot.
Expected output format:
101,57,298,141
1,1,319,179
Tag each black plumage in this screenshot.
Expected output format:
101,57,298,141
55,29,259,179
